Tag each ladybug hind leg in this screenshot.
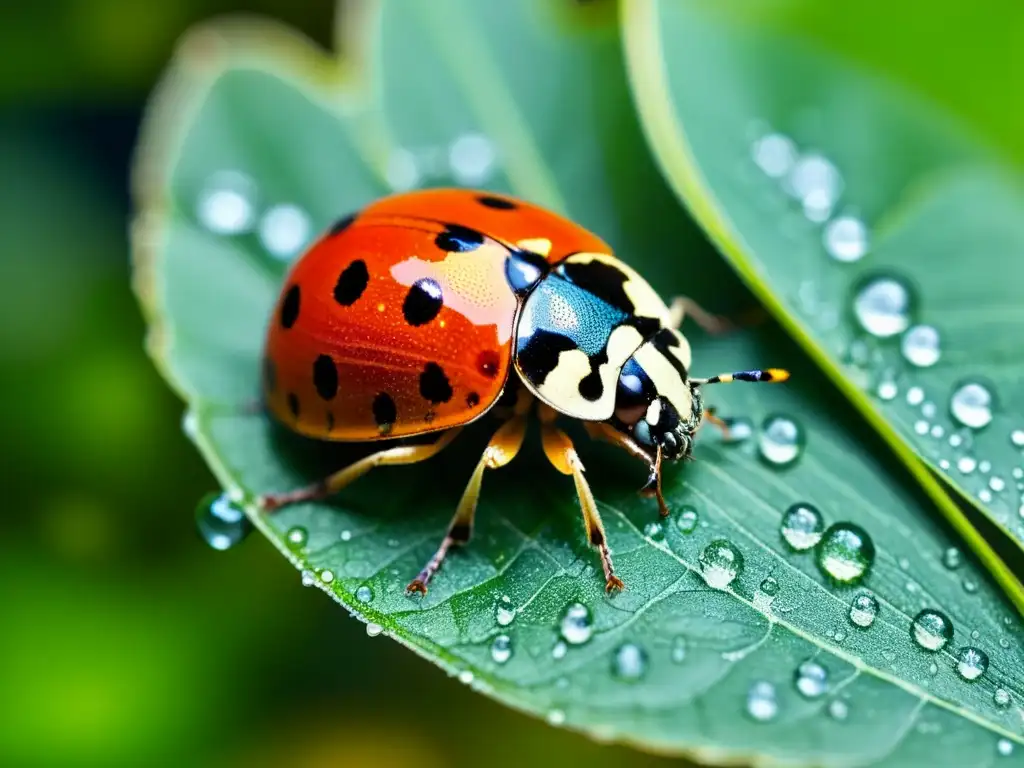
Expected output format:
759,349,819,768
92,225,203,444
407,404,530,595
539,405,624,594
260,428,462,511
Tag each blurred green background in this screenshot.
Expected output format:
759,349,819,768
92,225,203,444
0,1,683,766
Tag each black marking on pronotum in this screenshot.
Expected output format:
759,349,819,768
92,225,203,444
515,329,577,386
577,347,609,402
556,258,634,313
419,362,453,404
280,284,301,329
329,212,358,236
435,224,485,253
334,259,369,306
476,195,517,210
652,328,688,381
313,354,339,401
402,278,444,326
504,249,549,294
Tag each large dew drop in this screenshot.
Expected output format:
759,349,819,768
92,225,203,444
495,595,515,627
560,603,593,645
848,593,879,628
911,609,954,652
853,276,912,338
746,681,779,722
955,646,988,681
816,523,875,584
752,133,797,178
491,635,512,665
901,324,941,367
259,204,310,260
195,492,252,551
759,415,805,467
950,382,994,430
794,660,829,698
699,539,745,589
612,643,648,681
780,502,824,551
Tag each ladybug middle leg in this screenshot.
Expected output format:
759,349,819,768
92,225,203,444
538,405,624,594
407,391,533,595
667,296,734,334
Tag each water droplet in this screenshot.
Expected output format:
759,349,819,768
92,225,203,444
340,529,352,542
746,681,779,722
907,386,925,406
828,700,849,721
722,417,754,443
752,133,797,178
979,460,992,474
876,378,898,401
197,171,256,234
551,641,567,660
643,521,665,542
979,489,993,503
1014,467,1024,480
901,325,941,367
990,476,1006,493
957,456,977,474
496,595,515,627
997,739,1014,757
356,585,373,603
816,523,875,583
458,670,474,685
930,424,945,439
366,622,383,637
754,577,779,612
911,609,954,652
699,539,745,589
259,204,310,259
942,547,962,570
676,506,699,534
963,578,978,594
300,569,315,587
950,382,994,429
195,492,251,551
759,576,780,596
286,526,308,549
671,636,687,664
319,569,334,584
999,637,1010,650
780,502,824,551
759,415,804,466
853,276,912,338
547,709,566,726
490,634,512,664
1012,430,1024,448
794,659,829,698
928,662,939,676
939,459,951,470
994,689,1011,708
954,647,988,681
787,153,842,221
612,643,647,681
386,148,420,191
560,603,593,645
914,420,929,436
449,133,496,186
848,593,879,628
823,216,869,262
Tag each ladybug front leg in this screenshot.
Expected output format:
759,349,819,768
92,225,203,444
583,422,670,518
539,406,624,594
260,428,462,511
407,408,530,595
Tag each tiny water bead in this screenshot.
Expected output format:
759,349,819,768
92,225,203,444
752,132,797,178
794,660,829,698
990,476,1006,493
366,623,384,637
746,681,779,722
671,636,688,664
259,203,310,259
612,643,648,681
759,415,805,467
355,585,373,603
699,539,745,589
828,700,849,721
911,609,954,652
997,739,1014,757
901,324,941,368
491,635,512,664
286,526,308,549
907,386,925,406
786,153,842,222
754,577,779,612
853,276,912,338
957,456,977,474
300,570,316,587
560,603,593,645
780,502,824,551
197,170,256,234
676,506,699,534
942,547,962,570
816,523,875,584
552,641,568,660
848,593,879,628
1012,430,1024,448
823,215,869,263
994,689,1012,708
955,647,988,681
458,670,475,685
496,595,515,627
448,133,496,186
876,378,898,401
950,382,994,429
195,492,251,551
319,569,334,584
643,520,665,543
547,709,566,726
759,577,780,597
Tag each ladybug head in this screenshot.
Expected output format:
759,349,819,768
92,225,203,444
613,356,703,463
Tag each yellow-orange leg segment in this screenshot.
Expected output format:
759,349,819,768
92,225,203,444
583,421,669,518
668,296,734,334
702,406,731,439
406,412,529,595
261,428,462,511
540,406,624,593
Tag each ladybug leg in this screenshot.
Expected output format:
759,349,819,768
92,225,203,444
667,296,734,334
701,406,731,439
539,406,624,593
583,422,669,518
260,428,462,511
407,410,530,595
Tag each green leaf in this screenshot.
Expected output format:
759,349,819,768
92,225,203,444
132,0,1024,763
623,0,1024,578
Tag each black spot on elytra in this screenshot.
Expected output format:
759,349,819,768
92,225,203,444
420,362,453,404
476,349,501,379
329,212,357,236
557,259,634,314
515,329,577,386
287,393,300,418
280,284,301,329
334,259,369,306
466,392,481,408
505,249,549,294
313,354,339,400
402,278,443,326
435,224,484,253
652,328,688,382
476,195,517,210
372,392,397,428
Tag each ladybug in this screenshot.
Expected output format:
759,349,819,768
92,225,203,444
261,189,788,593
